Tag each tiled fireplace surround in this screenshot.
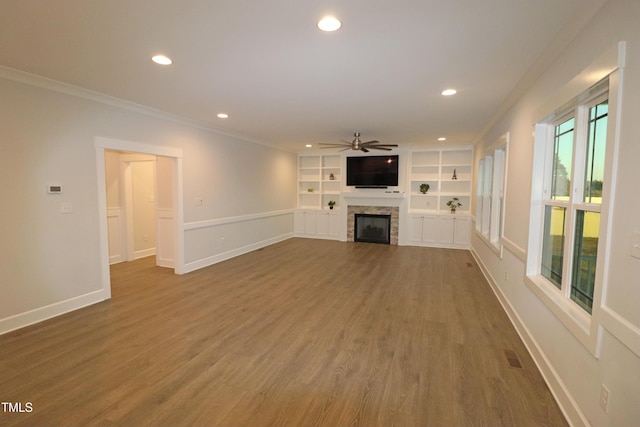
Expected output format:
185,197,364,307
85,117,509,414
347,205,400,245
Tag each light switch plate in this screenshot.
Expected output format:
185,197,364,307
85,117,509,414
47,184,62,194
632,231,640,259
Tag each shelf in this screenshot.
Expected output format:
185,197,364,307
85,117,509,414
412,151,440,166
409,147,473,214
322,155,341,168
299,153,343,210
442,150,472,165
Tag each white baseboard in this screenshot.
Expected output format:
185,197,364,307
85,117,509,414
133,248,156,260
183,233,293,274
109,254,126,265
470,248,589,427
156,257,175,268
0,289,109,336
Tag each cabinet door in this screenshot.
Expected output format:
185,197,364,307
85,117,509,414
408,216,424,243
316,212,329,236
328,211,341,238
421,216,438,243
304,211,317,235
454,217,471,245
437,217,455,245
294,211,318,236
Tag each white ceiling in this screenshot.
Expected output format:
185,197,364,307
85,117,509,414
0,0,604,152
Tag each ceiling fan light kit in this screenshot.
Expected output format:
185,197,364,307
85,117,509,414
319,132,398,152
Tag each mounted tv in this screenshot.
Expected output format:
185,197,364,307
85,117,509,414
346,155,399,188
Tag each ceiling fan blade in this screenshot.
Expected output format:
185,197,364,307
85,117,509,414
363,143,398,147
362,140,379,144
361,147,369,153
369,146,392,151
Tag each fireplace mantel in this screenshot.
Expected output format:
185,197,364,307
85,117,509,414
343,192,405,208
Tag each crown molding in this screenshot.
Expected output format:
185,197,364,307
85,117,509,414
0,65,294,153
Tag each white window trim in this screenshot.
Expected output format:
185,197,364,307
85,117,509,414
475,159,484,232
525,42,625,357
475,133,509,258
481,155,492,237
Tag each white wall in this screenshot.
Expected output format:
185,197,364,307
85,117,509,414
471,1,640,425
0,71,297,332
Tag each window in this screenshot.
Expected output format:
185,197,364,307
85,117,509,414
538,95,607,314
475,134,508,254
475,159,484,232
525,42,623,356
490,148,506,245
481,155,492,236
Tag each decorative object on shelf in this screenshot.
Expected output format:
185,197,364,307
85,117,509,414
419,183,430,194
452,169,457,180
328,200,336,210
307,188,314,192
447,197,462,214
329,173,335,180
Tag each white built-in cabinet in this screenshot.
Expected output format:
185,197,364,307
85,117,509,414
294,210,341,239
295,154,342,240
408,147,472,215
408,215,471,248
295,147,472,248
406,146,472,248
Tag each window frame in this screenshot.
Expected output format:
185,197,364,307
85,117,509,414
475,133,509,257
525,71,621,357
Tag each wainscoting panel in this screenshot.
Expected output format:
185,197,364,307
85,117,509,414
157,208,174,268
107,208,125,264
183,210,294,273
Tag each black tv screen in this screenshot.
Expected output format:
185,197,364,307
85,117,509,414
346,155,399,187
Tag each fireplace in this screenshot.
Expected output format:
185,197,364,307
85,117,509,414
355,214,391,244
345,198,401,245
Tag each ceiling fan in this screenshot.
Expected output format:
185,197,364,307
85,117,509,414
319,132,398,152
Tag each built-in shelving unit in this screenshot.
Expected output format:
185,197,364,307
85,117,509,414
296,148,472,248
408,146,473,215
406,146,473,248
297,154,342,210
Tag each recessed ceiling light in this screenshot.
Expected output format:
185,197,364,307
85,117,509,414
441,89,457,96
438,137,447,141
317,16,341,32
152,55,173,65
217,113,229,119
305,144,313,148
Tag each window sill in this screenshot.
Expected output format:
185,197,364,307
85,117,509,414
475,229,503,258
524,274,599,356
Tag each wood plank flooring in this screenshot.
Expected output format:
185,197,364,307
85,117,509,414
0,239,568,426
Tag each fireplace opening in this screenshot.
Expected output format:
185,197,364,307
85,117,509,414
354,214,391,244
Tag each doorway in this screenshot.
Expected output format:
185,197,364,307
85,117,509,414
95,137,184,300
105,151,158,264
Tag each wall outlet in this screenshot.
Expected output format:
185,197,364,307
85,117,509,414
504,271,509,282
60,202,73,214
599,384,610,412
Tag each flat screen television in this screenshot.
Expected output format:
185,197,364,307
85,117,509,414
346,155,399,188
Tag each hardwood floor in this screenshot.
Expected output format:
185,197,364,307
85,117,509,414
0,239,568,426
